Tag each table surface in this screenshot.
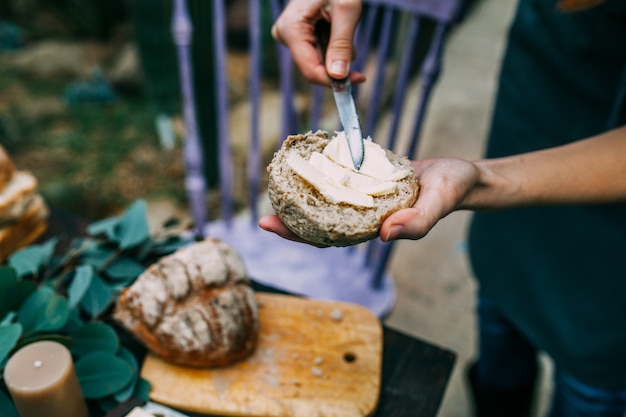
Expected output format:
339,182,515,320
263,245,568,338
44,211,457,417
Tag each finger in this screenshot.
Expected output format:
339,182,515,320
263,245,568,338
326,0,361,79
258,215,329,248
380,207,435,242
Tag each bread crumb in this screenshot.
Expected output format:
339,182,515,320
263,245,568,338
330,308,343,322
292,353,300,360
313,356,324,365
311,366,323,377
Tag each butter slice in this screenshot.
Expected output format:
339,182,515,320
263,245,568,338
286,153,374,207
322,132,410,181
308,152,397,196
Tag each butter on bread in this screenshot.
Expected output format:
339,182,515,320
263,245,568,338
267,131,419,247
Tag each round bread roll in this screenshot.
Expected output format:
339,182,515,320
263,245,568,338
113,238,259,368
267,130,419,247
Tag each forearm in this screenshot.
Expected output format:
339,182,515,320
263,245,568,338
461,125,626,210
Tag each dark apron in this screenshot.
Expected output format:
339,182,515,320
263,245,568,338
468,0,626,388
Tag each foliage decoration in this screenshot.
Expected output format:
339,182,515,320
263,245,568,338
0,199,191,414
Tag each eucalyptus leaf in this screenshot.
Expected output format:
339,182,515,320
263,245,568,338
1,312,16,326
116,346,139,372
105,256,145,283
117,200,150,250
0,389,19,417
75,351,134,399
17,286,54,333
0,323,22,364
35,294,69,332
8,239,57,277
70,322,119,356
113,373,137,402
80,274,114,318
0,266,18,319
80,246,115,270
87,216,121,241
113,347,140,402
133,377,152,402
68,265,94,308
61,308,85,333
15,280,36,310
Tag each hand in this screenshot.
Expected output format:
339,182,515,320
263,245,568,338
258,157,481,244
271,0,366,86
379,158,480,241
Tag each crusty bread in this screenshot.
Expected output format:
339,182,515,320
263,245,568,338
113,239,259,368
0,194,48,263
0,145,16,190
267,130,419,246
0,171,38,224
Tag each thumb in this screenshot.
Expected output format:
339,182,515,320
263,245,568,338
326,3,361,79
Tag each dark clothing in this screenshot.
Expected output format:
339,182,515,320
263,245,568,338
468,0,626,389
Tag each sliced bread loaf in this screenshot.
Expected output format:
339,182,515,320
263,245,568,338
267,131,419,247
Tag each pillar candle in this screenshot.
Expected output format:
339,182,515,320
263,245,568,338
4,340,89,417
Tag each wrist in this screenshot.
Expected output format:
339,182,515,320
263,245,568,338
459,157,524,210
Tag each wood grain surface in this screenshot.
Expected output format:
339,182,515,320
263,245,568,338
141,292,383,417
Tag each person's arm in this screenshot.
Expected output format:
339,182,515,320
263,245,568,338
379,125,626,241
271,0,365,85
260,126,626,244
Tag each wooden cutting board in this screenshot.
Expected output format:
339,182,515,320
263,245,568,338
140,292,382,417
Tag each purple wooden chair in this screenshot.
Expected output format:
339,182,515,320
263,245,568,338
172,0,464,316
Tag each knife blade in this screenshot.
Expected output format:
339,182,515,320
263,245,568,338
330,77,365,170
315,20,365,170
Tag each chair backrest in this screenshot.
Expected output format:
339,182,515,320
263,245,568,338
171,0,463,313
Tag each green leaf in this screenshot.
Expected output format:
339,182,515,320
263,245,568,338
68,265,94,308
70,322,119,356
133,377,152,402
80,275,114,318
35,294,69,332
0,266,18,319
75,351,134,399
8,239,57,276
0,323,22,364
87,216,120,241
0,389,19,417
105,256,145,283
61,308,85,333
17,286,54,333
112,347,140,402
16,286,68,333
80,246,115,270
117,199,150,250
1,312,16,326
15,280,37,309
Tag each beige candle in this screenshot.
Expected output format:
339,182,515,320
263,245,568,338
4,340,89,417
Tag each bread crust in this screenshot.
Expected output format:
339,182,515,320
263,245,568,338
267,131,419,246
0,145,16,190
114,239,259,368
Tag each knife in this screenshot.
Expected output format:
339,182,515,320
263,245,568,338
315,20,365,170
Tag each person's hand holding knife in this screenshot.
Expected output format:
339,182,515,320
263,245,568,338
271,0,366,86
